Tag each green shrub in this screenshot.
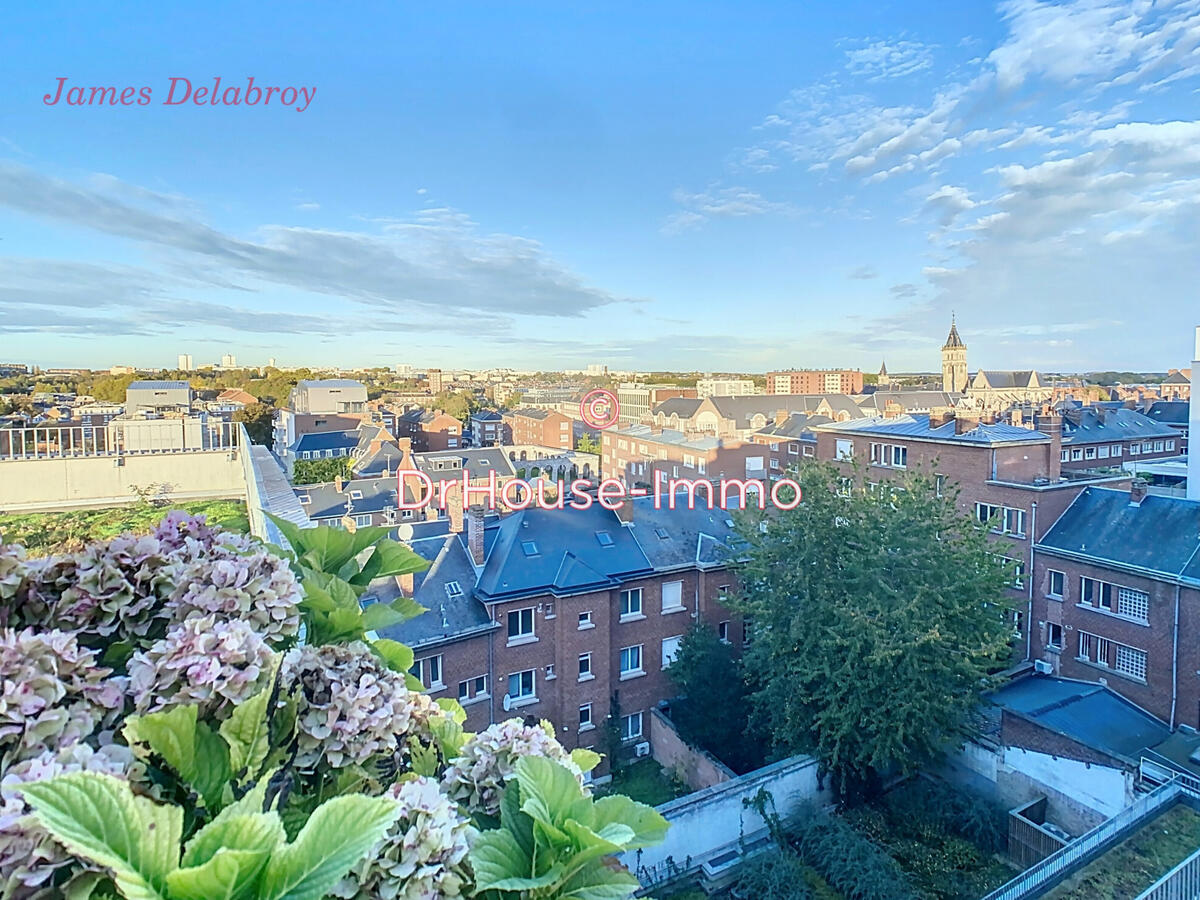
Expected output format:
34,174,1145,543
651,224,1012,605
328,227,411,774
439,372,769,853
786,807,916,900
729,849,814,900
884,779,1007,853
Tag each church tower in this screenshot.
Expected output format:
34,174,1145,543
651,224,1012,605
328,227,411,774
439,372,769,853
878,360,891,388
942,316,968,393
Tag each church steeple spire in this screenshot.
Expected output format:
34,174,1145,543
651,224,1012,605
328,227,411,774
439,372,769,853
941,315,968,393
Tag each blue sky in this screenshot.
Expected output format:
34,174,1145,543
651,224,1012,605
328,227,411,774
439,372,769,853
2,0,1198,373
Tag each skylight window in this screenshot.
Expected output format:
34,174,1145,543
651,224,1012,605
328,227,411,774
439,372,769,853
521,541,539,557
298,495,311,504
445,581,463,598
596,531,614,547
654,527,670,540
349,490,363,499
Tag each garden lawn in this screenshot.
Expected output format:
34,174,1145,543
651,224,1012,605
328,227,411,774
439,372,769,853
599,759,690,808
1043,804,1200,900
0,500,249,555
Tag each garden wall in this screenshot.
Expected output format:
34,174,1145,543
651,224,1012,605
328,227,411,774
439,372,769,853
0,451,247,512
648,708,735,792
622,753,827,889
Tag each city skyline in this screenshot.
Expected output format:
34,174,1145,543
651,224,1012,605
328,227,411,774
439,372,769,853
3,0,1200,371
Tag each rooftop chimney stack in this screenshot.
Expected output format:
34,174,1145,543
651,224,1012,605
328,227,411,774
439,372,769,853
1189,326,1200,500
467,504,485,566
1130,480,1148,506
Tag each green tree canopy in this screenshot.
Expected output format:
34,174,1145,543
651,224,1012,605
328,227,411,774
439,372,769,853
233,401,275,446
292,457,353,485
731,461,1014,797
575,433,601,454
667,624,763,773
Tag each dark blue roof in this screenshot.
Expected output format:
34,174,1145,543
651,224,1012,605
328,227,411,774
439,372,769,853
988,676,1169,762
1145,401,1190,426
1037,487,1200,585
822,413,1047,445
292,430,359,452
475,504,653,601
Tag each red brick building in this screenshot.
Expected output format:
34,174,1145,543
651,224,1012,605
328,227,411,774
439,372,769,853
374,498,745,772
1031,485,1200,730
766,369,864,395
815,409,1131,646
396,408,464,451
601,424,781,488
502,407,574,450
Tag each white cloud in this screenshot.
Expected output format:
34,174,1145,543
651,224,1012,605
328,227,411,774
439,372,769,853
662,185,793,233
844,38,935,81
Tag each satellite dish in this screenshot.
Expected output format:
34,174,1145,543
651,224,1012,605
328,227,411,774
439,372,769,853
397,523,415,541
502,693,513,712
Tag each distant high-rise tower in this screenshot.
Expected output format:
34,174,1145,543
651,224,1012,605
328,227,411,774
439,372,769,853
878,360,891,388
427,368,443,394
941,316,968,394
221,353,237,368
177,354,193,371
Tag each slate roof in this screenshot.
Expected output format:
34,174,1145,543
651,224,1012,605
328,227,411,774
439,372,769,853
703,395,856,429
651,398,704,419
1060,407,1178,446
754,412,831,440
1164,371,1191,385
976,371,1039,389
292,430,360,453
1037,487,1200,585
506,407,560,421
370,528,495,650
625,495,740,570
943,321,965,349
987,676,1169,762
819,413,1049,445
470,410,504,422
855,391,964,413
474,504,654,601
356,443,408,477
1145,401,1190,426
413,448,517,481
294,476,400,521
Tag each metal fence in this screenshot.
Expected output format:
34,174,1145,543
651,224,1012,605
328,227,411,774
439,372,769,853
981,780,1192,900
0,421,239,459
1138,845,1200,900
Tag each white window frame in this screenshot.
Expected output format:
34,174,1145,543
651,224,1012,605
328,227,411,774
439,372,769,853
620,711,644,742
619,644,644,679
661,580,685,613
507,607,536,645
619,588,643,621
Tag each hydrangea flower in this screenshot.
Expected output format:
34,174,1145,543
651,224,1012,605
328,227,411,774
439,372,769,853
0,546,31,605
441,719,586,817
50,534,175,640
332,777,473,900
0,629,123,765
151,510,221,554
166,545,301,645
282,642,438,772
128,615,275,718
0,743,131,900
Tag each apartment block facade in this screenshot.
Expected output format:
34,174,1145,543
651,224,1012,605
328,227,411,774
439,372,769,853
616,384,697,427
377,498,745,772
396,408,463,451
601,424,779,488
1030,486,1200,730
502,407,574,450
766,369,864,395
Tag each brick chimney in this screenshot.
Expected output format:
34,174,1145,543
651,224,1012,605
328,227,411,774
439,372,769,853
466,504,485,566
954,412,981,435
774,409,789,426
929,407,955,429
883,400,904,419
334,473,344,492
615,499,634,525
446,483,464,534
1012,409,1024,427
397,570,416,595
1130,480,1148,506
1037,413,1063,481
